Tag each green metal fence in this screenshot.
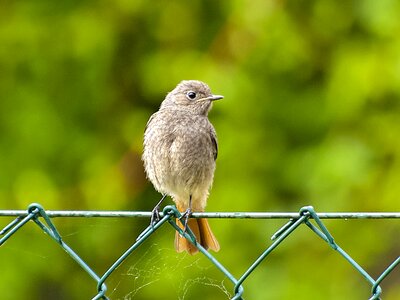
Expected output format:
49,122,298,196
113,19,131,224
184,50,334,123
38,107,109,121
1,203,399,299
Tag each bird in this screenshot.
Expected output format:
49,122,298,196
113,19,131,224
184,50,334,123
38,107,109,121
142,80,222,254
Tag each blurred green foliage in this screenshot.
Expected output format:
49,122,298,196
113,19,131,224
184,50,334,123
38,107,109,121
1,0,399,299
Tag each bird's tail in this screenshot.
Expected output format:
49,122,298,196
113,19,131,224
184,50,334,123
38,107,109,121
174,207,220,255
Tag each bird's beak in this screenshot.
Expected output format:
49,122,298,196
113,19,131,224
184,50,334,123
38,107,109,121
207,95,224,101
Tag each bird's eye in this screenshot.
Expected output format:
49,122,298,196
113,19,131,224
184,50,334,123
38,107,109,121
186,91,197,100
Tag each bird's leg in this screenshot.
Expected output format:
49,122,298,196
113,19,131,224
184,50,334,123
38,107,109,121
179,195,193,233
151,194,167,225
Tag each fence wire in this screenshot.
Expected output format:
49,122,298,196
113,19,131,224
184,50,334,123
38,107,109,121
1,203,399,299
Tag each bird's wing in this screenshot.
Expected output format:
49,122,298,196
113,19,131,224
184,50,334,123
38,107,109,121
210,129,218,160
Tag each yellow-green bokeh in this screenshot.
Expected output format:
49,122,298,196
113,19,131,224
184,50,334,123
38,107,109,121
1,1,399,299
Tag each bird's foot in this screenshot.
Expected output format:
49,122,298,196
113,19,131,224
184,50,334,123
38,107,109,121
150,194,167,226
150,206,161,225
179,208,193,233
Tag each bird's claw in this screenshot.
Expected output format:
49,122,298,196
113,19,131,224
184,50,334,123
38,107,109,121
150,206,161,226
149,194,167,226
179,208,192,233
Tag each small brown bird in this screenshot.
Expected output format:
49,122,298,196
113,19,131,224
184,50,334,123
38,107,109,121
142,80,222,254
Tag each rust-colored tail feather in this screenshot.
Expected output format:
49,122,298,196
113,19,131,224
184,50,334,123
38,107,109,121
175,218,220,255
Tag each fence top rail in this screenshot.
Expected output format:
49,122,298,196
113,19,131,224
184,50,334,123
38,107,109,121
0,210,399,219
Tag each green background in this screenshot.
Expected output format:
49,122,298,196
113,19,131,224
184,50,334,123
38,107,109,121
0,0,399,299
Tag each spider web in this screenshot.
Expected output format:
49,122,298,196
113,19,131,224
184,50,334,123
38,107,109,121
107,242,231,300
